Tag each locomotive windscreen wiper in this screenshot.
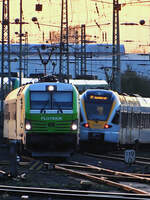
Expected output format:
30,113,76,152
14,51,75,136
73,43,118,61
56,103,63,113
40,101,49,113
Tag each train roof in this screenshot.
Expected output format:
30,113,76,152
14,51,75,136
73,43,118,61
5,87,24,102
5,81,77,103
69,79,108,93
118,94,150,110
80,89,150,110
29,82,75,91
69,79,108,86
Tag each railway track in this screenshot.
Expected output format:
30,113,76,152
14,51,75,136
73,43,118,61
0,185,150,200
55,161,150,195
84,152,150,167
1,150,150,199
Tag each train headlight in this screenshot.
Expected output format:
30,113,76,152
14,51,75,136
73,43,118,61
47,85,56,91
71,121,78,131
25,120,32,130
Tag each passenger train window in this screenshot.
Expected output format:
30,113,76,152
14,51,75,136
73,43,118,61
112,112,120,124
142,113,150,128
121,112,128,128
149,114,150,127
133,113,138,128
128,112,132,128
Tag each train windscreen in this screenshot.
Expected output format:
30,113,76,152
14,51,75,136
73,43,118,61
85,91,114,121
30,91,73,110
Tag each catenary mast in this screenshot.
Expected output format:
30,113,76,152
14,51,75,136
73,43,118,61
1,0,10,131
112,0,121,92
59,0,69,82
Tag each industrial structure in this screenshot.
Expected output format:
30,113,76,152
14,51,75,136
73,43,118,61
0,0,122,88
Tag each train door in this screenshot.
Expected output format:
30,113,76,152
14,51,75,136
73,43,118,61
130,107,140,144
127,106,132,144
139,111,150,143
120,105,128,145
125,106,140,145
120,105,134,145
130,107,141,144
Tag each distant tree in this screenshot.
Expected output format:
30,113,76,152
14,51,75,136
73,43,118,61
121,67,150,97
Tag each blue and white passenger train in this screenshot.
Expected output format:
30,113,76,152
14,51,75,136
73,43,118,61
80,89,150,147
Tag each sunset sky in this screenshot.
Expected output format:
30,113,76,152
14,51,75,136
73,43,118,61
1,0,150,53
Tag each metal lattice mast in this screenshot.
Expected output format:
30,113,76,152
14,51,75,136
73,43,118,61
23,32,29,77
1,0,10,88
74,30,79,78
59,0,69,82
19,0,23,86
1,0,10,126
112,0,121,92
81,24,86,76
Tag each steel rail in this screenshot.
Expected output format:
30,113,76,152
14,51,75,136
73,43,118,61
86,173,150,182
58,163,150,183
108,153,150,162
69,161,150,183
84,152,150,166
55,164,150,195
0,185,149,200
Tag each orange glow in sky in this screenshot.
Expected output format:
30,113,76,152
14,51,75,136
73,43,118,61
1,0,150,53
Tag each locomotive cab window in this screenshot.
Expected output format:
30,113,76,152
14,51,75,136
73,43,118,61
30,91,73,110
52,92,73,110
85,93,114,121
30,91,51,110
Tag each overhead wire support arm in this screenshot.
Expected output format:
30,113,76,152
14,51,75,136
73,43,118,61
37,46,56,76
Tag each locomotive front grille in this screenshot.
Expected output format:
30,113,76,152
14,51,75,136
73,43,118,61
30,120,73,132
31,120,49,131
55,120,72,131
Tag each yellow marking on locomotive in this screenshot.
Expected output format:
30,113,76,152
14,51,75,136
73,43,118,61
87,120,106,129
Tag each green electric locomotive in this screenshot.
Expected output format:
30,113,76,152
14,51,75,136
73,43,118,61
3,81,80,157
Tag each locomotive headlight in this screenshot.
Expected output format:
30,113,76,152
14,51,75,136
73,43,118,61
47,85,56,91
71,124,78,131
25,120,32,130
71,121,78,131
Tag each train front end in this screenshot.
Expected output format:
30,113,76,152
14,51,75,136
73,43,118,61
24,82,79,156
80,89,120,146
